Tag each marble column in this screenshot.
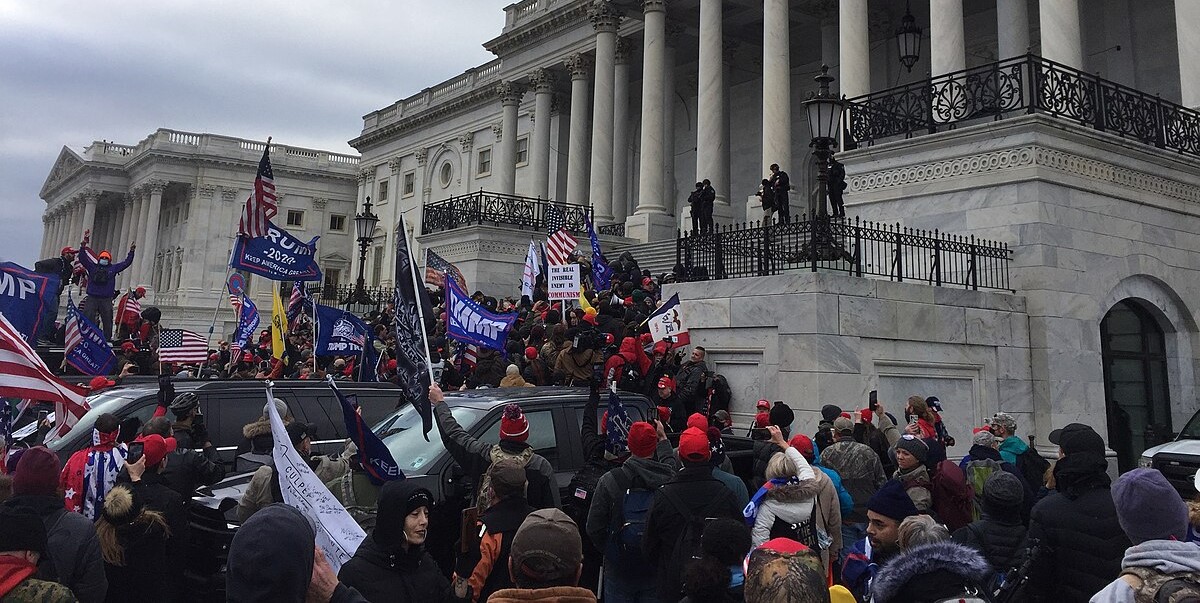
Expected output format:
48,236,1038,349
612,39,633,221
588,1,622,223
496,81,526,196
931,0,965,76
697,0,727,206
530,69,555,200
127,191,145,286
139,181,165,296
80,190,98,243
663,25,680,213
1038,0,1081,69
762,0,790,175
566,53,593,205
1177,0,1200,108
180,185,212,293
627,0,673,242
996,0,1030,60
821,17,839,93
118,197,135,287
839,0,870,98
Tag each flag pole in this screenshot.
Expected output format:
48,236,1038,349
398,215,436,383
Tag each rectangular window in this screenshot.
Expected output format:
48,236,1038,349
328,214,346,232
286,210,304,227
371,245,384,286
402,172,415,197
378,180,389,201
325,268,341,287
477,148,492,176
516,137,529,166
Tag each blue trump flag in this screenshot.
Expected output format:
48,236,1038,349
328,378,402,485
64,293,115,376
231,221,322,281
231,294,260,352
0,262,60,343
584,213,613,292
604,387,634,458
314,303,370,356
444,275,516,353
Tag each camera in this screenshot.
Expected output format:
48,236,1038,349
572,329,607,351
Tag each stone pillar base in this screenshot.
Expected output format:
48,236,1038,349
625,212,677,243
678,201,737,233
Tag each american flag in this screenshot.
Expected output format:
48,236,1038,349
287,280,310,322
0,312,90,442
237,144,278,238
64,294,83,353
158,329,209,363
116,290,141,325
423,249,467,290
545,205,577,266
455,341,477,372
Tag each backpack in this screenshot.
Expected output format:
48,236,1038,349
964,458,1003,521
562,459,611,530
1122,567,1200,603
660,481,731,589
604,468,655,578
930,459,975,532
615,355,645,393
1014,447,1050,492
91,266,111,285
708,374,732,414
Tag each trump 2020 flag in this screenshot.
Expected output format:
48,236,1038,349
645,293,690,347
0,262,60,343
231,294,260,353
328,378,403,485
444,274,517,353
64,293,115,376
584,213,612,292
392,215,435,440
264,382,364,571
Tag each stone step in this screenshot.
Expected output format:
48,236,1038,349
610,239,679,277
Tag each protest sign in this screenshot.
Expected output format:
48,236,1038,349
547,264,580,301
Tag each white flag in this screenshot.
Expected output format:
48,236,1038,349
264,382,365,572
522,239,540,299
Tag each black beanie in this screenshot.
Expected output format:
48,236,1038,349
769,401,795,428
0,506,47,554
821,404,843,423
867,480,919,522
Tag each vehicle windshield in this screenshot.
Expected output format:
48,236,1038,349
1179,411,1200,440
374,404,488,474
46,390,143,451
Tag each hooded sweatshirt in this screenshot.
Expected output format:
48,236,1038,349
1089,540,1200,603
585,447,677,556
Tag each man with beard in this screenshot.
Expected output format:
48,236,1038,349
841,480,920,601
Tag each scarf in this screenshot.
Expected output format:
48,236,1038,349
0,555,37,598
744,477,799,525
81,429,126,520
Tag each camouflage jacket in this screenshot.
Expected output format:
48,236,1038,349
2,578,76,603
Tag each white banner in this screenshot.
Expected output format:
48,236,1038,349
547,264,580,301
646,293,690,346
265,383,365,572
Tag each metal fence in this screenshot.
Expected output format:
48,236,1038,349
597,223,626,237
305,283,393,307
421,190,593,235
844,53,1200,157
676,215,1012,292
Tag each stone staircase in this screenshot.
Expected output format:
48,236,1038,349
609,238,679,277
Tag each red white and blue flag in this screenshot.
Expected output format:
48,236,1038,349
237,144,278,238
64,293,116,376
158,329,208,363
328,378,403,485
0,312,90,443
545,205,577,266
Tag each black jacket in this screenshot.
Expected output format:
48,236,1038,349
103,514,170,603
643,465,743,602
4,494,107,603
338,480,449,603
1025,454,1130,603
161,424,225,499
951,513,1028,574
466,348,507,389
117,471,189,599
674,361,707,416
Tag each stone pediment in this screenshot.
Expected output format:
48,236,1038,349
40,146,86,198
320,251,352,264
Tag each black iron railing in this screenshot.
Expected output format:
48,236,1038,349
305,283,394,306
598,223,626,237
421,190,593,235
844,54,1200,157
676,216,1012,292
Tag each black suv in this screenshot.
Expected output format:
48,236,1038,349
45,379,402,468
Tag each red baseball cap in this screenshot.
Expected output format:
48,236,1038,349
135,434,177,468
789,434,814,458
89,376,116,391
756,399,771,410
678,427,711,462
120,342,137,352
657,376,675,391
61,247,76,256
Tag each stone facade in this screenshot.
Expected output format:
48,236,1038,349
38,129,359,338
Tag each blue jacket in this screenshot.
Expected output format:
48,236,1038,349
78,246,134,299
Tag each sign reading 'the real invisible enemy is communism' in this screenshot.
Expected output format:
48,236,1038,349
547,264,580,301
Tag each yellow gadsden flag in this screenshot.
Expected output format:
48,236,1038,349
271,285,289,364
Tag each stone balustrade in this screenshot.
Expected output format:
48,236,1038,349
80,129,360,172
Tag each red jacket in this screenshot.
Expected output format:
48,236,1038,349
602,337,651,387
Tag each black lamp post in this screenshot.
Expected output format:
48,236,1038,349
803,65,845,219
344,195,379,309
897,0,922,73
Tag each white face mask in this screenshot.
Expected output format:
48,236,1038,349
99,259,110,266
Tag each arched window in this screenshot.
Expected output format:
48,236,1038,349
1101,300,1172,472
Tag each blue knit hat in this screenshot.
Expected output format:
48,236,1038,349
1112,468,1188,544
867,480,919,522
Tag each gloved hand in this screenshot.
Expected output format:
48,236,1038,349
156,374,174,409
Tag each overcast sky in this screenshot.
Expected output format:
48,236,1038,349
0,0,505,267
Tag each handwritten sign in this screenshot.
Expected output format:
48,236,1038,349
547,264,580,301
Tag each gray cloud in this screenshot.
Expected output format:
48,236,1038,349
0,0,504,266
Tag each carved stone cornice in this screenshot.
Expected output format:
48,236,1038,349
530,68,556,93
483,1,590,57
81,188,100,203
415,148,428,166
358,169,374,183
459,132,474,152
196,185,216,199
615,37,634,65
388,157,403,172
566,53,593,80
496,81,528,106
588,0,623,32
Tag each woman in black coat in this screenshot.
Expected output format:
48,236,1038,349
338,481,448,603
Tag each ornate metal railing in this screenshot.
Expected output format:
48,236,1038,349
676,215,1012,292
844,54,1200,157
305,283,393,306
597,223,626,237
421,190,593,235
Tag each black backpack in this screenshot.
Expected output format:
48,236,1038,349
615,356,645,393
91,266,111,285
659,480,732,592
603,468,655,579
1014,447,1050,491
562,459,611,530
769,513,823,555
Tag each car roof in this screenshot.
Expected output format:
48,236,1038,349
442,387,650,411
91,379,400,400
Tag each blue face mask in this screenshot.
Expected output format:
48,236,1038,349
99,259,110,267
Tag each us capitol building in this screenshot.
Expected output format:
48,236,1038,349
39,0,1200,475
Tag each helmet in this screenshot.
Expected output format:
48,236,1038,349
168,392,199,416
